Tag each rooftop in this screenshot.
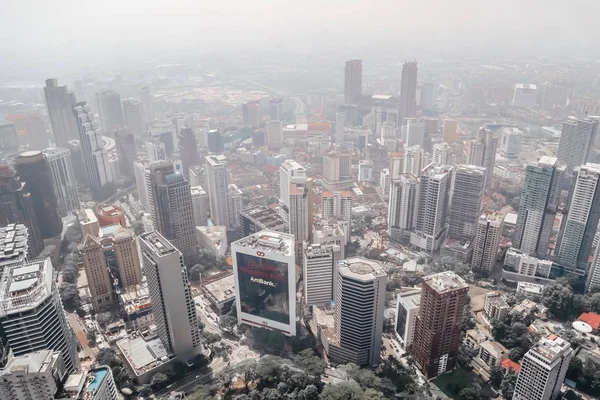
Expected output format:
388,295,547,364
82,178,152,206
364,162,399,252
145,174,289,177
240,206,287,230
0,224,28,267
139,231,177,257
116,335,173,375
422,271,468,294
200,272,235,305
517,281,544,295
190,186,206,196
80,366,110,399
530,336,570,361
398,288,421,309
578,312,600,331
121,282,151,315
485,292,509,308
233,230,294,257
0,258,53,316
0,349,59,377
337,257,386,280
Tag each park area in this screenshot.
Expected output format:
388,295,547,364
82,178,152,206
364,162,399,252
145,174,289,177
432,368,476,399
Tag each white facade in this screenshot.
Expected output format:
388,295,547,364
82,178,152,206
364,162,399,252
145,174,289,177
42,147,80,216
206,155,230,227
266,120,283,149
195,226,228,257
191,185,208,227
388,174,420,240
335,112,345,144
512,84,538,108
499,127,522,160
380,169,390,194
145,139,166,161
134,159,151,211
0,350,65,400
432,142,452,166
279,160,307,209
556,117,599,172
139,232,202,361
405,119,425,148
289,181,311,264
304,244,336,307
358,159,373,182
140,86,154,128
471,213,504,272
313,223,346,257
321,191,352,222
448,164,486,241
395,289,421,350
227,184,244,229
81,366,119,400
513,336,573,400
467,127,497,191
404,145,427,176
232,231,297,336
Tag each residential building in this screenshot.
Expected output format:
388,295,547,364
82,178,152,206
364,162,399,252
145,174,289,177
410,164,453,253
556,117,599,173
313,222,345,258
96,90,124,134
471,213,504,273
77,366,118,400
420,82,435,111
399,61,418,121
227,184,243,229
304,244,336,307
388,174,419,242
514,157,565,256
380,169,390,194
0,350,66,400
191,186,209,227
499,127,523,160
344,59,363,105
412,271,469,378
279,160,307,209
139,231,202,361
321,191,352,222
467,127,497,190
147,161,196,255
239,205,288,237
432,142,452,166
448,165,486,241
483,292,509,321
322,152,353,191
42,147,79,217
558,163,600,274
0,258,79,372
405,119,425,147
403,145,427,176
513,336,573,400
43,79,79,148
395,288,421,350
389,152,404,179
205,155,230,227
232,231,297,336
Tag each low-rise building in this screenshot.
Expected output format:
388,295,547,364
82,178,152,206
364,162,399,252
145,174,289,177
195,226,227,257
116,332,177,384
120,282,153,332
464,329,487,351
516,281,545,300
200,271,236,314
440,238,472,263
483,292,509,322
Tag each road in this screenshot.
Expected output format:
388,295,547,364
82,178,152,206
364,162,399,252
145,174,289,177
155,358,230,397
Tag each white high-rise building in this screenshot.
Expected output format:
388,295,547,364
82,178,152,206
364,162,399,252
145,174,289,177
232,231,297,336
389,152,404,179
227,184,243,229
405,119,425,148
322,152,353,191
513,336,573,400
321,191,352,223
134,159,151,211
388,174,420,241
399,61,418,121
332,257,387,367
512,84,538,108
191,186,208,226
556,117,600,172
448,165,486,241
42,147,80,217
145,139,166,161
499,127,522,160
0,350,66,400
335,112,345,144
467,127,497,191
289,181,312,264
411,164,453,253
358,159,373,182
43,79,79,148
380,169,390,194
95,90,124,134
0,259,79,373
147,161,196,255
140,86,154,129
122,98,145,138
471,213,504,272
304,243,336,307
313,223,345,256
139,232,202,361
432,142,452,166
266,120,283,149
404,145,428,176
514,157,565,256
205,155,230,227
586,243,600,292
394,288,422,350
279,160,306,209
558,163,600,274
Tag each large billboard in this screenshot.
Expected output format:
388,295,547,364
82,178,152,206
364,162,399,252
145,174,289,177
236,253,290,325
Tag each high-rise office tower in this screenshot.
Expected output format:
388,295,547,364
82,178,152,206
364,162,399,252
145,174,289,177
227,184,243,229
420,82,435,111
0,166,44,256
289,180,313,264
443,119,458,143
432,142,452,166
335,111,345,144
388,174,420,241
514,157,565,256
139,231,202,361
558,163,600,274
122,98,145,138
410,164,453,253
448,165,486,241
556,117,600,173
232,230,297,336
14,151,62,238
471,213,504,272
499,127,522,160
412,271,469,378
395,288,422,350
147,161,196,255
238,205,288,237
178,128,199,179
114,127,136,179
279,160,307,210
145,139,166,161
333,257,386,367
467,127,497,191
207,129,223,153
399,61,418,121
303,243,335,307
205,155,230,227
404,145,427,176
148,120,177,159
0,258,79,373
266,120,283,149
140,86,154,129
42,147,80,217
269,98,284,121
80,234,116,311
344,59,363,105
405,119,425,148
513,336,573,400
96,90,124,134
43,79,79,148
191,186,209,227
242,100,261,127
74,102,115,194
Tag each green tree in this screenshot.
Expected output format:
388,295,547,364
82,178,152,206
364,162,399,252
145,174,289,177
218,315,237,331
86,331,97,346
136,384,152,398
186,385,214,400
202,331,222,347
293,349,326,376
489,366,504,388
500,372,518,399
189,264,202,282
59,282,81,312
150,372,168,390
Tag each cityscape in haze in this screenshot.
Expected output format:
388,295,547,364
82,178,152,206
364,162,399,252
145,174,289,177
3,2,600,400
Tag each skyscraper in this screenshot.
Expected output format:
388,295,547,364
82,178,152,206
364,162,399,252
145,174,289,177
96,90,124,134
403,145,427,176
178,127,199,179
321,191,352,222
242,101,261,127
333,257,387,367
558,163,600,274
556,116,600,173
335,111,345,144
114,127,136,179
266,120,283,149
388,174,420,242
269,98,284,121
322,152,353,191
289,180,312,264
42,147,80,217
279,160,307,209
471,213,504,272
205,155,230,227
122,98,145,138
499,127,523,160
227,184,243,229
232,231,296,336
467,127,498,190
344,59,363,105
14,151,62,238
139,231,202,361
80,234,116,311
43,79,79,148
0,121,18,153
140,86,154,129
513,336,573,400
432,142,452,166
411,164,453,253
191,186,209,227
420,82,435,111
412,271,469,378
147,161,196,255
303,243,335,307
405,119,425,147
238,205,288,237
0,258,80,373
514,157,565,256
399,61,418,121
448,165,486,241
74,102,115,194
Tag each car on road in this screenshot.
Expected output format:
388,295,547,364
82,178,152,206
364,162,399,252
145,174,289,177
195,375,200,379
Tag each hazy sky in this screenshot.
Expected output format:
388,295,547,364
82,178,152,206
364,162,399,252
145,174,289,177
2,0,600,64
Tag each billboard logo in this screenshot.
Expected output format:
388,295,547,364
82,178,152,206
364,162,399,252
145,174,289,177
250,277,276,287
256,251,265,257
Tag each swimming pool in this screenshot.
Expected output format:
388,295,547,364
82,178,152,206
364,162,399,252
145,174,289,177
87,368,108,392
